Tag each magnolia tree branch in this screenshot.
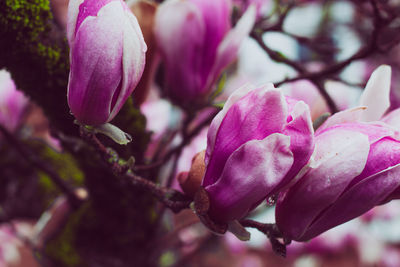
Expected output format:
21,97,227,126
253,0,400,114
135,107,219,172
250,31,339,113
80,129,192,213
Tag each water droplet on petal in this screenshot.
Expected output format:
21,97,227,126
267,195,277,206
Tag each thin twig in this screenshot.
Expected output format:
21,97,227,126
250,31,339,113
240,219,287,257
254,0,399,113
273,0,395,88
134,108,219,172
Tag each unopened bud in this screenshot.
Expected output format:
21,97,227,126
178,150,206,197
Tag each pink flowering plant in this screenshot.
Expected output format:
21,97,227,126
202,84,314,224
3,0,400,266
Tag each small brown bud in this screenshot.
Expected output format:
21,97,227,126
179,150,206,197
193,186,210,215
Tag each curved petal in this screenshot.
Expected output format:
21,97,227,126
302,163,400,241
359,65,391,122
67,2,125,125
205,83,273,165
67,0,83,45
276,129,370,241
206,133,294,222
277,101,314,193
206,4,256,91
203,87,287,187
190,0,231,92
316,106,366,133
108,9,147,120
348,136,400,187
317,122,396,144
75,0,117,35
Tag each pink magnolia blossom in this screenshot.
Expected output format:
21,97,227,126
154,0,256,107
276,120,400,242
202,84,314,223
275,66,400,242
67,0,146,125
0,70,28,132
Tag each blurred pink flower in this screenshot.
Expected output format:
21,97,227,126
0,222,38,267
0,70,29,132
154,0,256,107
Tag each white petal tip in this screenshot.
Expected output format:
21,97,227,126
228,220,251,241
94,123,133,145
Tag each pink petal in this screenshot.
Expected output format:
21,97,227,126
109,9,146,120
67,2,125,125
348,136,400,188
75,0,117,35
206,4,256,90
277,101,314,192
206,133,294,222
205,83,271,165
316,106,366,133
189,0,231,86
154,1,206,101
302,163,400,241
203,87,287,187
317,122,396,144
276,128,370,241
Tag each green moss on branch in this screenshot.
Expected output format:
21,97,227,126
0,0,73,135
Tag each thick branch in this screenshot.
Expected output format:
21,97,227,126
80,129,192,213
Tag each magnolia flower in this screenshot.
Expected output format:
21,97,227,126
202,84,314,223
276,121,400,241
154,0,256,107
0,70,28,132
275,65,400,242
67,0,146,125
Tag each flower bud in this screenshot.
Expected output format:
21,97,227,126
178,150,206,197
276,121,400,242
67,0,147,125
202,84,314,223
154,0,256,108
